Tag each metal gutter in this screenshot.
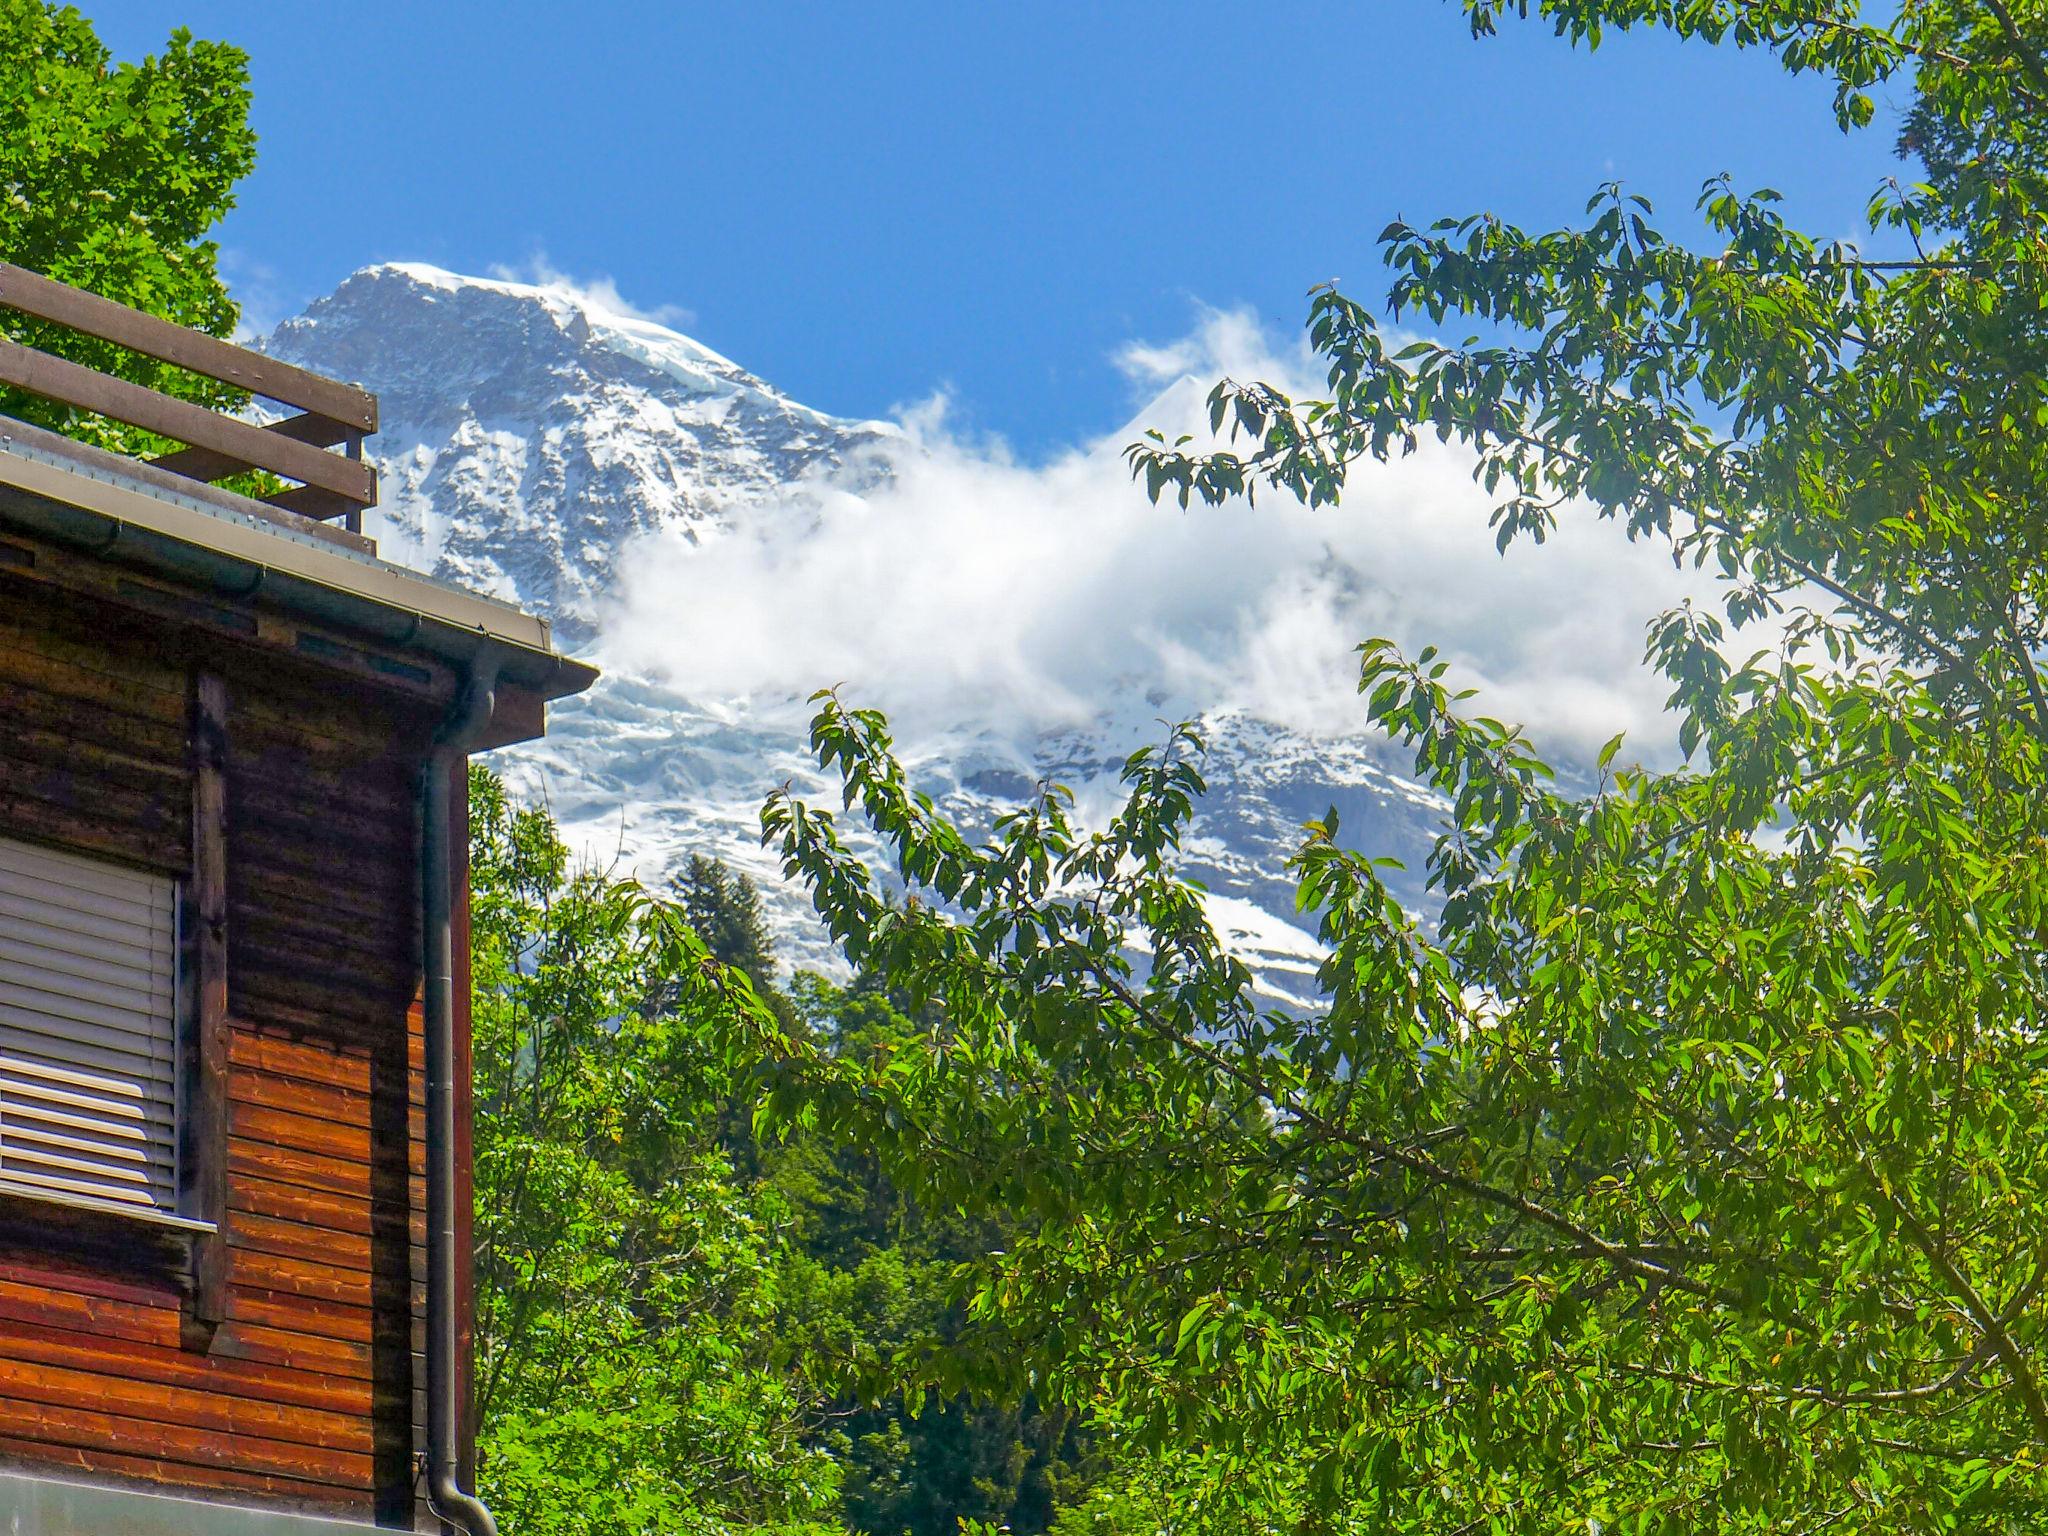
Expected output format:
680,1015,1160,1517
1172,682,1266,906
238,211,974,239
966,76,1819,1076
0,425,596,701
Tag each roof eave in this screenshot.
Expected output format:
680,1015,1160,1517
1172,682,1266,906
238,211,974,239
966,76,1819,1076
0,422,598,704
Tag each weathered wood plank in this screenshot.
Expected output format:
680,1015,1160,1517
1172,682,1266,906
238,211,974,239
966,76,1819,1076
231,987,402,1049
227,767,423,826
230,794,415,867
228,730,420,796
226,1193,424,1265
0,262,376,432
233,972,424,1042
0,674,185,755
209,1319,375,1382
229,1089,424,1158
232,837,416,912
0,712,188,791
0,337,376,503
0,1390,373,1484
226,1210,374,1275
0,1315,374,1416
0,633,187,725
230,1065,379,1134
0,738,185,826
264,484,367,523
0,1279,179,1350
226,709,430,772
0,1433,370,1513
0,1354,370,1452
224,673,434,753
187,672,231,1344
231,922,418,1001
224,1104,376,1168
233,1172,391,1241
226,1285,375,1348
153,411,353,483
227,1029,377,1093
229,1136,381,1201
0,1253,181,1311
231,1247,386,1310
0,770,185,872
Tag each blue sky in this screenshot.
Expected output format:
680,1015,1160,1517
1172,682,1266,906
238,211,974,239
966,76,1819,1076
94,1,1912,456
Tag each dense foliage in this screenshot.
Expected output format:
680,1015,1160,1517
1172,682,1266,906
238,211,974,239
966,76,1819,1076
0,1,255,447
467,772,838,1534
726,3,2048,1532
467,770,1090,1535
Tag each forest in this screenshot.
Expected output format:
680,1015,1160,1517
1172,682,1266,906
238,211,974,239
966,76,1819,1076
11,0,2048,1529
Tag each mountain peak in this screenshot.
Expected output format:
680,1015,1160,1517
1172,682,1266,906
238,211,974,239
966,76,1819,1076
265,263,897,627
271,261,849,424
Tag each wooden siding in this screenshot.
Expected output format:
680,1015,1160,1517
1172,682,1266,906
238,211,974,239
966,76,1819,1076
0,570,437,1524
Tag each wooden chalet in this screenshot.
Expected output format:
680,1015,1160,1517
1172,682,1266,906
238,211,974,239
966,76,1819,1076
0,263,596,1532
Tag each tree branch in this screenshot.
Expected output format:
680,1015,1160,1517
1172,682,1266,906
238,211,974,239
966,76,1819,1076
1982,0,2048,100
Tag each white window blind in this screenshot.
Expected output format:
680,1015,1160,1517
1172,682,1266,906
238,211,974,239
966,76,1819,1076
0,835,179,1214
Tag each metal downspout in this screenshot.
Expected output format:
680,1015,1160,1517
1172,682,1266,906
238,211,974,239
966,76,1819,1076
420,654,502,1536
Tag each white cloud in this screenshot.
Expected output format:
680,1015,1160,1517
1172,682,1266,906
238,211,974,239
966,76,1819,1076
1113,303,1308,399
599,307,1708,766
485,253,697,330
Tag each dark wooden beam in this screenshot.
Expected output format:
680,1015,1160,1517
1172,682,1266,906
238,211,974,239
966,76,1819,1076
151,411,355,485
0,262,376,433
183,671,231,1352
263,483,377,523
0,338,377,506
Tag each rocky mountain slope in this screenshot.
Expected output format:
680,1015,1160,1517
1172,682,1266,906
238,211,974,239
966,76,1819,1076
266,265,1450,989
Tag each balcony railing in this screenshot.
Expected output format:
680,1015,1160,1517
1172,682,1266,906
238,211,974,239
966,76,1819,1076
0,261,378,534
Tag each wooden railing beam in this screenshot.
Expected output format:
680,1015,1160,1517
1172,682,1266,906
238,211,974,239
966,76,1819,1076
150,411,355,485
0,262,375,433
264,484,373,522
0,337,376,506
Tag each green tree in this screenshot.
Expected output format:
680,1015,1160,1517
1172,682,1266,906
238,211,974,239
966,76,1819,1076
778,973,1092,1536
468,781,1096,1535
0,2,256,447
468,770,843,1535
678,854,782,981
742,3,2048,1530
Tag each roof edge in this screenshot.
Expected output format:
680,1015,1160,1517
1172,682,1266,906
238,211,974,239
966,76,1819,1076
0,423,598,703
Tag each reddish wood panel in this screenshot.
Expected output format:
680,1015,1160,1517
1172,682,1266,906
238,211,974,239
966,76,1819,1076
0,1317,374,1415
0,574,438,1523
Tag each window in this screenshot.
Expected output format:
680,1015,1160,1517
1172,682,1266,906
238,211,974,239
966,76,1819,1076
0,835,179,1215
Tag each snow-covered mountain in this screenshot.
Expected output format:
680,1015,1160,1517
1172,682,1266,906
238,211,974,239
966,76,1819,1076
266,264,898,636
266,265,1454,989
